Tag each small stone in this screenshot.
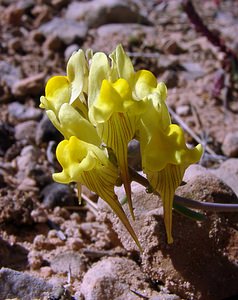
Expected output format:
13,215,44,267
65,0,150,28
31,207,48,223
64,44,79,62
33,234,53,251
18,177,37,192
0,189,34,225
35,114,62,145
14,120,37,142
28,251,43,270
0,123,15,156
41,182,77,208
0,61,22,100
16,145,39,179
8,37,23,53
222,132,238,157
80,256,158,300
40,266,53,278
70,212,81,222
211,158,238,196
50,251,88,276
11,72,45,97
175,105,191,117
4,4,23,26
8,102,42,121
183,164,208,182
0,62,22,89
43,34,64,52
161,70,178,89
47,230,58,239
48,286,72,300
53,207,70,219
67,237,83,251
0,268,53,299
38,17,88,45
181,62,205,80
33,234,46,250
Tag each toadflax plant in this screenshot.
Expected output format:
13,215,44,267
40,45,203,250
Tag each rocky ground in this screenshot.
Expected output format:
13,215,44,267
0,0,238,299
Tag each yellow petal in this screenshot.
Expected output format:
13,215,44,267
58,103,101,145
96,113,138,219
109,44,134,83
88,52,111,108
66,49,88,104
133,70,158,99
41,76,71,115
53,136,141,250
142,124,203,172
142,123,203,244
80,169,141,251
147,164,186,244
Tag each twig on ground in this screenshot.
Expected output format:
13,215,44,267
130,289,149,300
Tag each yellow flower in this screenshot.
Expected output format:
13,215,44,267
40,44,203,247
53,136,141,250
140,102,203,243
89,79,145,220
40,76,100,146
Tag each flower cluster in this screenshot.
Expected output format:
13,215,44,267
40,45,203,249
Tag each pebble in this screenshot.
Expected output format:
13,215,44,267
161,70,178,89
221,131,238,157
11,72,45,97
53,206,70,219
64,44,80,62
16,145,39,179
43,34,64,52
31,207,48,223
28,251,44,270
0,268,53,299
8,102,42,121
183,164,208,182
181,62,205,80
35,113,63,145
211,158,238,196
41,182,77,208
65,0,150,28
175,105,191,116
50,251,88,277
67,237,84,251
33,234,47,250
0,61,22,90
80,256,165,300
40,266,53,278
18,177,38,192
0,123,15,156
38,17,88,45
14,120,38,143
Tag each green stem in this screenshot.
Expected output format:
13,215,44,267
129,168,238,212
